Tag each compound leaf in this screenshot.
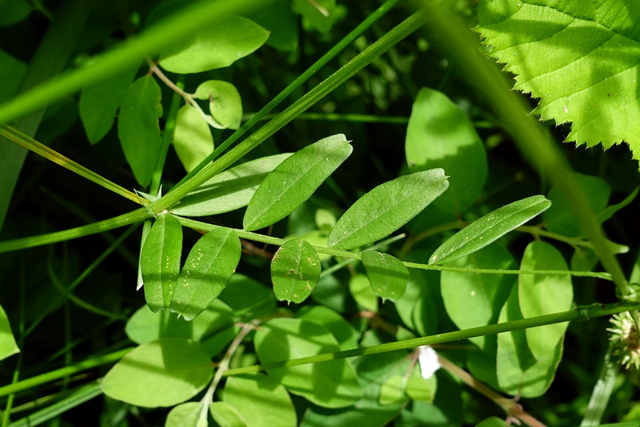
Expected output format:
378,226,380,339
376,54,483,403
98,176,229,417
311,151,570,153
171,228,241,321
328,169,449,250
210,402,248,427
478,0,640,165
244,134,351,231
429,195,551,265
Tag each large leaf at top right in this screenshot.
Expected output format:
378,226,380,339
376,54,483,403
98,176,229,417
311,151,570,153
477,0,640,165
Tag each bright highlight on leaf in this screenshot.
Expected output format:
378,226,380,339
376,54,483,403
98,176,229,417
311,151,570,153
477,0,640,166
0,304,19,361
171,153,292,217
328,169,449,250
141,214,183,312
271,239,321,304
101,338,212,407
171,228,241,321
429,195,551,265
195,80,242,130
243,134,352,231
173,104,214,172
361,251,409,301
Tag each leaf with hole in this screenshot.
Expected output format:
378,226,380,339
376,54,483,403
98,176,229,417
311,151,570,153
361,251,409,301
223,374,296,427
271,239,321,304
254,317,362,408
328,169,449,250
244,134,352,231
429,195,551,265
405,87,487,213
171,228,241,321
171,153,291,217
101,338,212,407
159,15,269,74
141,214,182,312
173,104,214,172
194,80,242,130
118,75,163,187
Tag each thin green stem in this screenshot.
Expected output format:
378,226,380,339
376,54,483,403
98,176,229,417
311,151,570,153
223,302,640,376
152,11,426,213
0,125,143,205
171,0,403,192
0,348,132,398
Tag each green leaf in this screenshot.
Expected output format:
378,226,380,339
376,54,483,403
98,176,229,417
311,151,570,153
254,318,362,408
496,286,563,397
171,153,292,217
597,186,638,224
118,75,163,187
171,228,241,321
159,15,269,74
328,169,449,250
476,417,507,427
165,402,207,427
477,0,640,164
219,274,277,322
543,173,610,237
429,195,551,265
0,50,27,103
361,251,409,301
293,0,335,34
518,241,573,360
379,376,406,405
349,274,378,312
440,244,515,350
0,304,19,361
0,0,31,26
101,338,213,407
223,374,297,427
173,104,214,172
210,402,248,427
243,134,352,231
194,80,242,130
125,300,234,345
271,239,321,304
79,64,138,144
297,305,358,351
141,214,183,312
405,87,487,213
245,0,298,52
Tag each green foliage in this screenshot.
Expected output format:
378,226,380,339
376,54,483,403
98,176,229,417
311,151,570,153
477,0,640,165
2,1,640,425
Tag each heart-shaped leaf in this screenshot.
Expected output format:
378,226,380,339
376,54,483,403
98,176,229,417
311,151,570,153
361,251,409,301
328,169,449,250
171,228,241,321
141,214,182,312
243,134,352,231
429,195,551,265
271,239,321,304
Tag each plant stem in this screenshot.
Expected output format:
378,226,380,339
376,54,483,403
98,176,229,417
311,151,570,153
223,302,639,376
0,125,143,205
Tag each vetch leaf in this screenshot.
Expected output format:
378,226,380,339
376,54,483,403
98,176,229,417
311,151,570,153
223,374,297,427
171,228,241,320
378,376,406,405
0,304,19,361
477,0,640,164
293,0,335,34
173,104,214,172
271,239,321,304
518,241,573,360
328,169,449,250
171,153,291,217
118,75,163,187
349,274,378,312
141,214,182,312
79,64,138,144
159,15,269,74
210,402,248,427
297,306,358,351
219,274,277,322
361,251,409,301
165,402,207,427
254,318,362,408
405,88,487,213
244,134,352,231
429,195,551,265
246,0,298,52
194,80,242,130
101,338,212,407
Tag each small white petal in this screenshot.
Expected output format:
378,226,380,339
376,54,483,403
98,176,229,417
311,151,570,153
418,346,440,379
